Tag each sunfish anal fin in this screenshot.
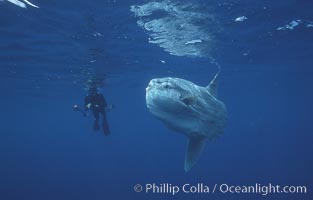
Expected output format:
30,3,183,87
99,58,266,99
184,136,206,172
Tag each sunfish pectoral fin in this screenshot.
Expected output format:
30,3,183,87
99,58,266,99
184,136,206,172
180,95,195,106
207,70,220,98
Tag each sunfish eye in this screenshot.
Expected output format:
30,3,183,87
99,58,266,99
162,82,172,89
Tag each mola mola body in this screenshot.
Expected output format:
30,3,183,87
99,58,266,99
146,71,227,171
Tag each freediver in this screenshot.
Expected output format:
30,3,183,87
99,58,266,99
80,87,112,135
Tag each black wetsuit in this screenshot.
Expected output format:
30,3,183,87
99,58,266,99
84,92,110,135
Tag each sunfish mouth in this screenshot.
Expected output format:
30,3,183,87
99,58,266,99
146,84,152,92
146,79,156,92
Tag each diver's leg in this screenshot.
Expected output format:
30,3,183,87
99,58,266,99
101,110,110,135
93,110,100,131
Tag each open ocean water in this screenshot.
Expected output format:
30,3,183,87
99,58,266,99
0,0,312,199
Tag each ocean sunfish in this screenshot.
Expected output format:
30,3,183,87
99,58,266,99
146,71,227,171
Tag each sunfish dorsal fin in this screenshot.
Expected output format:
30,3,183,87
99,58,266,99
23,0,39,8
207,70,220,98
7,0,39,8
184,136,206,172
7,0,26,8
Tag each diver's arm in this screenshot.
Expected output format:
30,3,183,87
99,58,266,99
106,104,113,110
103,96,108,108
103,96,114,110
99,94,107,108
84,95,91,110
99,94,113,110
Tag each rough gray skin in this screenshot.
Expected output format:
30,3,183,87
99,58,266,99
146,72,227,171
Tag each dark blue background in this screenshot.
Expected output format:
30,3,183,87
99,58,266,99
0,0,312,199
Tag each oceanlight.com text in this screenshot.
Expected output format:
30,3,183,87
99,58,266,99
133,183,307,196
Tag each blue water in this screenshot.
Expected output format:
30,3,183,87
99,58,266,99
0,0,312,200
